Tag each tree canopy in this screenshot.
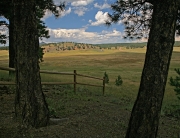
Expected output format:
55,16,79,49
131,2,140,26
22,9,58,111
0,0,65,44
107,0,180,40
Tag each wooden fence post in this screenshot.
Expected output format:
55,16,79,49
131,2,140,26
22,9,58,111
103,76,105,95
74,70,77,93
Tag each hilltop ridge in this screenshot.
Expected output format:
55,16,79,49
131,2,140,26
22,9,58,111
1,41,180,51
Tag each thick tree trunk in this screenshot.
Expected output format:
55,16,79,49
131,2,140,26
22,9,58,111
126,1,178,138
13,0,49,128
9,18,15,76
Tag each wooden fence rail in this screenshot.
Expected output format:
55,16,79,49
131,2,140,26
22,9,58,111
0,66,105,95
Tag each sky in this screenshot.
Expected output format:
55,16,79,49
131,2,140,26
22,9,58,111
1,0,180,45
42,0,137,44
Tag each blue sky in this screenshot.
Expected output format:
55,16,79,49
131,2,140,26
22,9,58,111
1,0,180,45
42,0,135,44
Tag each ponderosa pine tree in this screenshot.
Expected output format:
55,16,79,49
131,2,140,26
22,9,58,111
0,0,65,127
13,0,50,127
0,0,65,75
107,0,180,137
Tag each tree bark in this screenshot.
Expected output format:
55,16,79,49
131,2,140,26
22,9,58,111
13,0,49,128
126,1,178,138
9,17,15,76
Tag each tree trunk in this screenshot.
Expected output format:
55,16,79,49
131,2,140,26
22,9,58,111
13,0,49,128
126,1,178,138
9,18,15,76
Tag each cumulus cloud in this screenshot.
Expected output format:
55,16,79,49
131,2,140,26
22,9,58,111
42,7,71,20
71,0,94,6
94,2,110,9
0,17,9,34
175,36,180,41
43,28,123,44
53,0,78,5
53,0,93,17
48,28,97,39
0,25,8,36
74,7,88,16
88,19,92,23
90,11,110,26
102,30,121,37
61,7,71,16
54,0,94,6
43,10,53,20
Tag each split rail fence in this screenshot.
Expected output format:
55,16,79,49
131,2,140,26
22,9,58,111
0,66,105,95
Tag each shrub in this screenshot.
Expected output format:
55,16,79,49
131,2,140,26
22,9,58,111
104,72,109,84
115,75,123,86
169,68,180,100
168,68,180,118
39,47,45,62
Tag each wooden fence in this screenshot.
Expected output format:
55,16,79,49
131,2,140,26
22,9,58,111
0,66,105,95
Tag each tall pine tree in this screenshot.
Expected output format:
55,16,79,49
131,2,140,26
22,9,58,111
13,0,49,127
0,0,65,75
107,0,179,137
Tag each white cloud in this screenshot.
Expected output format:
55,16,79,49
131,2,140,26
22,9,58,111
0,17,9,35
102,29,121,37
90,11,110,26
54,0,94,6
43,10,53,20
175,36,180,41
74,7,88,16
0,26,8,35
48,28,97,39
42,8,71,20
88,20,92,23
61,7,71,16
134,38,148,43
53,0,93,17
71,0,94,6
94,2,110,9
53,0,78,5
42,28,124,44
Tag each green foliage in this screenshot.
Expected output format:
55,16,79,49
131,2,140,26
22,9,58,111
106,0,153,39
0,34,7,45
115,75,123,86
169,68,180,118
169,68,180,100
67,46,71,50
174,41,180,46
0,46,8,50
104,72,109,84
163,105,180,118
39,47,45,62
0,18,8,45
95,42,147,49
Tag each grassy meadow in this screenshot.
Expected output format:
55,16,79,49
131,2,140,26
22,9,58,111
0,47,180,137
41,47,179,109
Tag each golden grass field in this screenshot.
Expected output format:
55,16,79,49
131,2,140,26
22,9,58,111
0,47,180,111
0,47,180,137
